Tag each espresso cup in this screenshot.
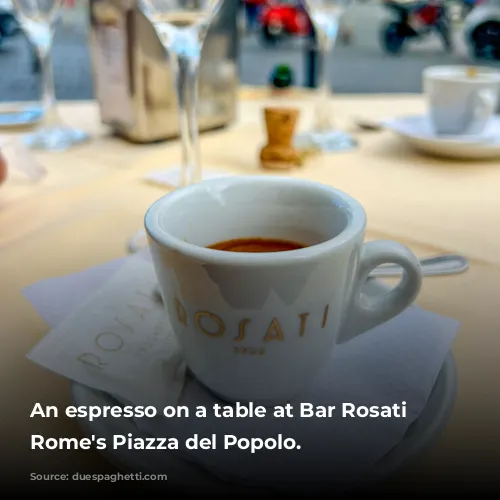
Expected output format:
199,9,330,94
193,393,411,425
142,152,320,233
424,65,500,136
145,177,422,406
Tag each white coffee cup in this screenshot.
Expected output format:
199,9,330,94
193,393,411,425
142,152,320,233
145,177,422,406
424,65,500,136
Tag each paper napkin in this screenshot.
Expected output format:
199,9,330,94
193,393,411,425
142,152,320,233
24,256,460,490
23,249,151,328
0,136,47,182
27,256,186,409
143,168,235,189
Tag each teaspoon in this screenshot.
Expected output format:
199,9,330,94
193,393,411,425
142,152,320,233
369,253,468,278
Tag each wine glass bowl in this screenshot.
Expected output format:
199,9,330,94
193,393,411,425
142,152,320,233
13,0,61,37
13,0,89,151
140,1,224,61
140,0,223,29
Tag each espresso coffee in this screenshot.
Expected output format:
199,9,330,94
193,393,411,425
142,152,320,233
208,237,306,253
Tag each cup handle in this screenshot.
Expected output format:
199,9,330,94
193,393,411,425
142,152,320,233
469,89,496,131
338,240,422,344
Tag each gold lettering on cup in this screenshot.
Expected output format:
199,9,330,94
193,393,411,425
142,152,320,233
95,332,124,352
77,353,108,370
263,318,284,342
299,313,309,337
195,311,226,337
322,305,329,329
174,299,187,326
235,319,250,342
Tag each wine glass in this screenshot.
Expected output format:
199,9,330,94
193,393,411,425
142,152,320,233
127,0,224,254
296,0,356,152
12,0,89,151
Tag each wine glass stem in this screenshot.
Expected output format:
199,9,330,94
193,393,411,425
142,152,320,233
37,38,61,128
171,52,202,188
313,32,336,133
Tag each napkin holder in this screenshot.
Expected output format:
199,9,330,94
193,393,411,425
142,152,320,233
88,0,239,144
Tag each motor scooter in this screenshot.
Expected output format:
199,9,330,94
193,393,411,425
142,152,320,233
259,0,311,46
463,0,500,60
380,0,453,55
0,0,20,38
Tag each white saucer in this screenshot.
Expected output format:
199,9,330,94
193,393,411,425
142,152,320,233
383,114,500,160
0,106,43,129
70,279,457,492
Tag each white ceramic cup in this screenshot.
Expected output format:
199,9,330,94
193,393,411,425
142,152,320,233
424,65,500,136
145,177,422,406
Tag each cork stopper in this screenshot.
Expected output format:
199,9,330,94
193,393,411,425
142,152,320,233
259,107,301,170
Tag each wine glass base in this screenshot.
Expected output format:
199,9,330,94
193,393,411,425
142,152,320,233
295,130,357,153
23,126,89,151
127,229,149,254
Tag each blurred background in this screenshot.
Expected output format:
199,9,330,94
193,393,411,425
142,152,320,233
0,0,499,100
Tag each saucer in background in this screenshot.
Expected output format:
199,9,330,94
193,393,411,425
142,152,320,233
0,106,43,129
383,115,500,160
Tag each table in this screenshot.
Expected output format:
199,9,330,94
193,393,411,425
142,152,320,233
1,89,499,493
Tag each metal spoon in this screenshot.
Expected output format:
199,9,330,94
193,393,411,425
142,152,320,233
369,253,469,278
151,254,469,303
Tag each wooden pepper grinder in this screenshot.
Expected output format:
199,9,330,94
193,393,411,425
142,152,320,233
260,107,301,170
